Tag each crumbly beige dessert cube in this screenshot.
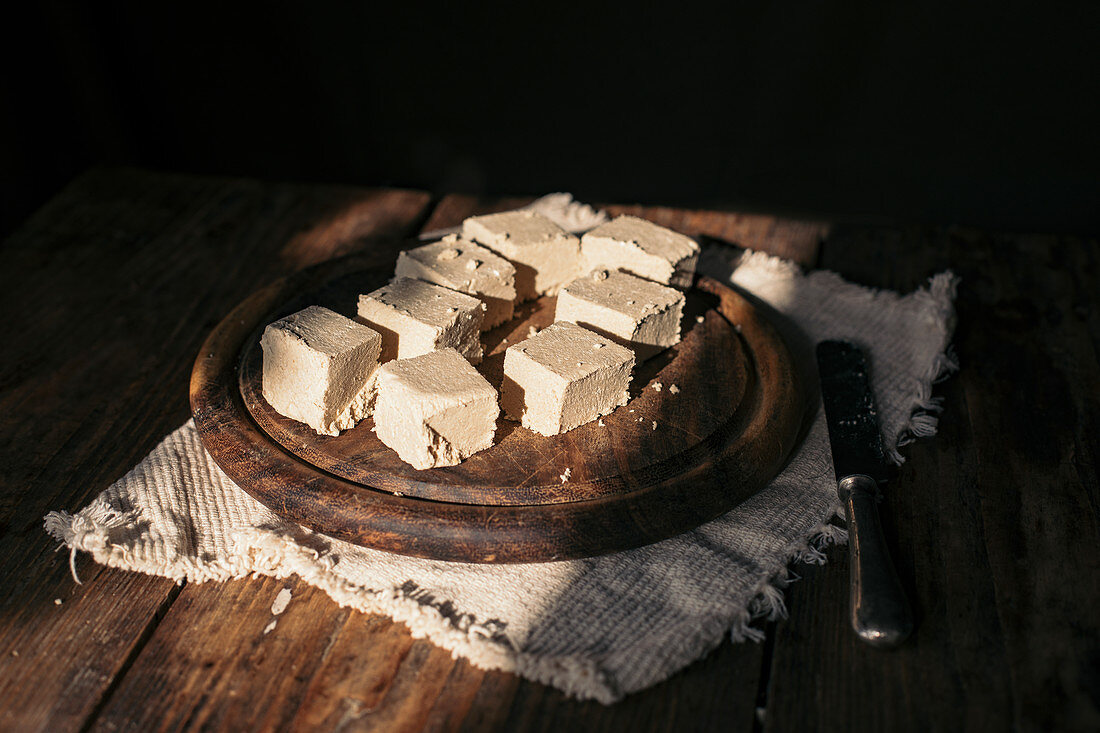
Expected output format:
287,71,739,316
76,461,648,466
395,235,517,329
555,269,685,359
461,210,581,301
374,348,499,469
580,215,700,288
502,321,634,437
357,277,485,364
260,305,382,436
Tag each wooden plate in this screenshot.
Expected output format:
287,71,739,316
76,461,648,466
190,247,809,562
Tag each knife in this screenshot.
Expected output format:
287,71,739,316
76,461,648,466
816,340,914,648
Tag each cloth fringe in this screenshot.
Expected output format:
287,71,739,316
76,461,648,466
888,271,960,462
730,506,848,644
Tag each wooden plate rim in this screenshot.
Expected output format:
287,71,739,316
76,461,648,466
189,248,809,562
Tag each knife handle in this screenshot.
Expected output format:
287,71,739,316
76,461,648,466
840,474,914,648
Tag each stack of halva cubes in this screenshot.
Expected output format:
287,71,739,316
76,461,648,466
261,210,700,470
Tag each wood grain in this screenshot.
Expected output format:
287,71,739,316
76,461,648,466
763,225,1100,732
0,169,431,731
88,576,351,733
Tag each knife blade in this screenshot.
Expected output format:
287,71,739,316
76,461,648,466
817,340,914,648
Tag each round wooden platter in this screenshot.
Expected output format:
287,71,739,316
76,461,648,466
190,247,810,563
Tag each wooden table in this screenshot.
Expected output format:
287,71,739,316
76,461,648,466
1,170,1097,732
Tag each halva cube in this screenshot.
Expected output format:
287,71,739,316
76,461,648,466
580,215,700,289
461,210,581,301
502,321,634,437
555,269,685,359
374,348,499,469
395,234,517,329
260,305,382,436
357,277,485,364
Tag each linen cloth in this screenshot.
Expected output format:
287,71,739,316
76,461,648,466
45,197,957,703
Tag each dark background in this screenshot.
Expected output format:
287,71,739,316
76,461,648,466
4,2,1098,238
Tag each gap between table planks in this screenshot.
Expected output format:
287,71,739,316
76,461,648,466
0,170,433,731
0,174,841,732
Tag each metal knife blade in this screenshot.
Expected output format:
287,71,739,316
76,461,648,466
816,340,914,648
817,340,890,484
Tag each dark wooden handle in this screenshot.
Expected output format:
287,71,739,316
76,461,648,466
841,474,914,648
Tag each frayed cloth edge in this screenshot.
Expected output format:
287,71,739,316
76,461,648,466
885,271,960,463
731,249,961,464
41,503,848,705
42,510,620,704
729,505,848,644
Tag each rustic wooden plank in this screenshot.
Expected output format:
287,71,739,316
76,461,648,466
764,225,1100,731
286,615,469,733
89,576,353,732
0,565,181,733
309,637,465,733
472,637,769,733
285,591,767,733
952,231,1100,732
0,169,430,732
